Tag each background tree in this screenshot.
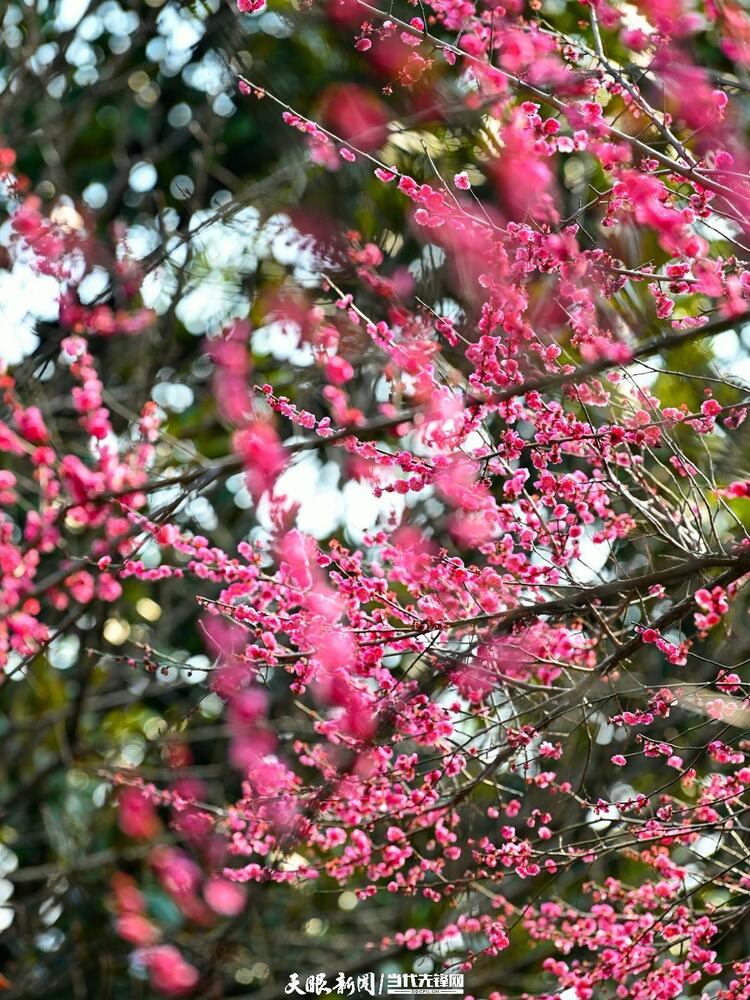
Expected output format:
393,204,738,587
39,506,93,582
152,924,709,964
5,0,750,998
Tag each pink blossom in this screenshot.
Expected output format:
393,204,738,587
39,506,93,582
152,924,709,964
203,878,247,916
142,946,199,995
325,355,354,384
118,788,161,840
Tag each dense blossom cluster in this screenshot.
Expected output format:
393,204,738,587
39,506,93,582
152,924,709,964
7,0,750,995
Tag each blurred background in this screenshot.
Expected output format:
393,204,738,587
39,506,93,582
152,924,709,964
4,0,750,997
